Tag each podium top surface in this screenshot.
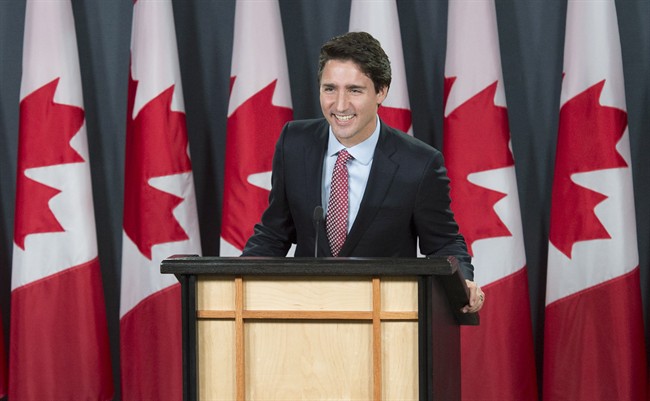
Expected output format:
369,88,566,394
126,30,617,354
160,255,460,277
162,256,479,325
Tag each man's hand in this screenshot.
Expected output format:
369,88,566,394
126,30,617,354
461,279,485,313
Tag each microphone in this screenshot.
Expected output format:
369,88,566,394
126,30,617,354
313,206,324,258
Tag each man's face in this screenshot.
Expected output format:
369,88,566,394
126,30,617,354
319,59,388,148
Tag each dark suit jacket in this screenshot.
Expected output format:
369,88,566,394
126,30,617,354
242,118,474,280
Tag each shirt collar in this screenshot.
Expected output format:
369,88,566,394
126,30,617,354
326,116,381,165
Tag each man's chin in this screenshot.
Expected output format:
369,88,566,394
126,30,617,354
331,128,352,139
331,122,356,136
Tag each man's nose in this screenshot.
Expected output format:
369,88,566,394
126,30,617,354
335,92,349,111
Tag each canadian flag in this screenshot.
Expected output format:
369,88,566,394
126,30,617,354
10,0,113,399
349,0,412,134
543,1,647,399
120,0,202,400
220,0,293,256
443,1,538,400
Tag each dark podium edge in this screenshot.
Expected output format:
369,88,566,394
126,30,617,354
161,256,479,401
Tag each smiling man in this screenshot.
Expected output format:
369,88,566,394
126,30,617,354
242,31,484,313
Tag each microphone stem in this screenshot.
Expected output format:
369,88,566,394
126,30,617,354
313,206,324,258
314,221,319,258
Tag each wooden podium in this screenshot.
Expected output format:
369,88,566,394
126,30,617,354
161,256,478,401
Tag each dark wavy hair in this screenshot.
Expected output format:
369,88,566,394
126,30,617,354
318,31,392,93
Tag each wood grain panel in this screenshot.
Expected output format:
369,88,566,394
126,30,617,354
197,320,235,400
381,278,418,312
245,321,374,400
195,275,420,400
244,277,373,311
382,321,419,401
197,277,234,310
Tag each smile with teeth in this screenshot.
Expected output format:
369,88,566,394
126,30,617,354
334,114,354,121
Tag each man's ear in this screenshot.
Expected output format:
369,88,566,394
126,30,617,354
376,85,389,105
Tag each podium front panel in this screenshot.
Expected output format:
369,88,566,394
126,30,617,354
195,276,419,401
244,277,373,311
198,319,235,399
382,321,419,400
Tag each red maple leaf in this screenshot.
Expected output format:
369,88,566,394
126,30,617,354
123,72,192,259
549,80,627,258
14,78,85,249
221,78,293,249
443,78,513,255
379,105,412,133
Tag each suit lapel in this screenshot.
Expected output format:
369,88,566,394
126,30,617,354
302,120,331,256
339,126,398,256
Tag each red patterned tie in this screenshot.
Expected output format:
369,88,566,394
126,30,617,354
326,149,353,257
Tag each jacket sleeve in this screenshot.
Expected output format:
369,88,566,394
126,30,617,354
414,150,475,280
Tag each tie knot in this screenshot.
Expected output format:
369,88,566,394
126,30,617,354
336,149,353,165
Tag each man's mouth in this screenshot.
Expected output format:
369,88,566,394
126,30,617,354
334,114,354,122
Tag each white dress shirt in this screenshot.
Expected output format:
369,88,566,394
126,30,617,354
322,117,381,233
